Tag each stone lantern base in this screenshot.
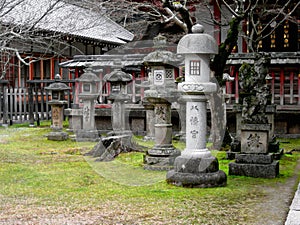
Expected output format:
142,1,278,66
166,155,227,187
144,148,181,171
228,123,279,178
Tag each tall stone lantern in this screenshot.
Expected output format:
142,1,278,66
45,74,70,141
166,24,227,187
143,34,182,171
75,67,100,142
103,69,133,135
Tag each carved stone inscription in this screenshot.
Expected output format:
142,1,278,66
241,130,268,154
189,104,200,139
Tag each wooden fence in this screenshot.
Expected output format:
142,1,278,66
0,80,75,125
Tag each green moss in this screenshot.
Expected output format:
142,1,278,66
0,127,300,224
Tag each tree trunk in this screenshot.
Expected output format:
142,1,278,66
209,17,241,149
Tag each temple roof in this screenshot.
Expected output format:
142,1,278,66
1,0,134,45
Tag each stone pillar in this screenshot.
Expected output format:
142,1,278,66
143,102,155,140
177,99,186,141
166,24,227,187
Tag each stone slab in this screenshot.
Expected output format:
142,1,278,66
47,131,68,141
229,161,279,178
241,123,271,131
226,151,237,160
75,130,100,142
166,170,227,188
147,146,178,156
285,211,300,225
241,129,269,154
235,153,274,164
289,184,300,211
285,183,300,225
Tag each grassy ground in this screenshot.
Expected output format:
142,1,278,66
0,124,300,224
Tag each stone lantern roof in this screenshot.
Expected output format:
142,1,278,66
103,70,132,83
76,68,100,83
143,34,183,66
177,24,218,54
45,81,70,91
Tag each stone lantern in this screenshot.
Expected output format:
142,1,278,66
75,67,100,142
143,34,182,171
45,74,70,141
103,69,132,135
166,24,227,187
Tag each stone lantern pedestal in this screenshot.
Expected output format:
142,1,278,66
229,124,279,178
45,75,70,141
166,24,227,187
75,68,100,142
143,93,181,171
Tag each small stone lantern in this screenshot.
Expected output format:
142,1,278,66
75,67,101,142
45,74,70,141
166,24,227,187
103,69,132,135
143,34,182,171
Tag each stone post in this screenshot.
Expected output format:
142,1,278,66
75,68,101,142
166,24,227,187
45,75,70,141
143,101,155,140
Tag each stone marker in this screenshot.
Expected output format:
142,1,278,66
166,24,227,187
45,74,70,141
228,54,279,178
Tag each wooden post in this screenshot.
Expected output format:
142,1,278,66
3,85,8,125
28,83,35,126
213,0,221,45
280,68,284,106
290,71,294,104
235,69,239,104
271,71,275,104
29,59,34,80
34,83,40,126
50,58,55,80
298,72,300,105
18,59,22,88
132,71,136,103
0,81,9,125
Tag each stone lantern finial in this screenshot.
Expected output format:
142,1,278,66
191,24,204,33
153,34,167,49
